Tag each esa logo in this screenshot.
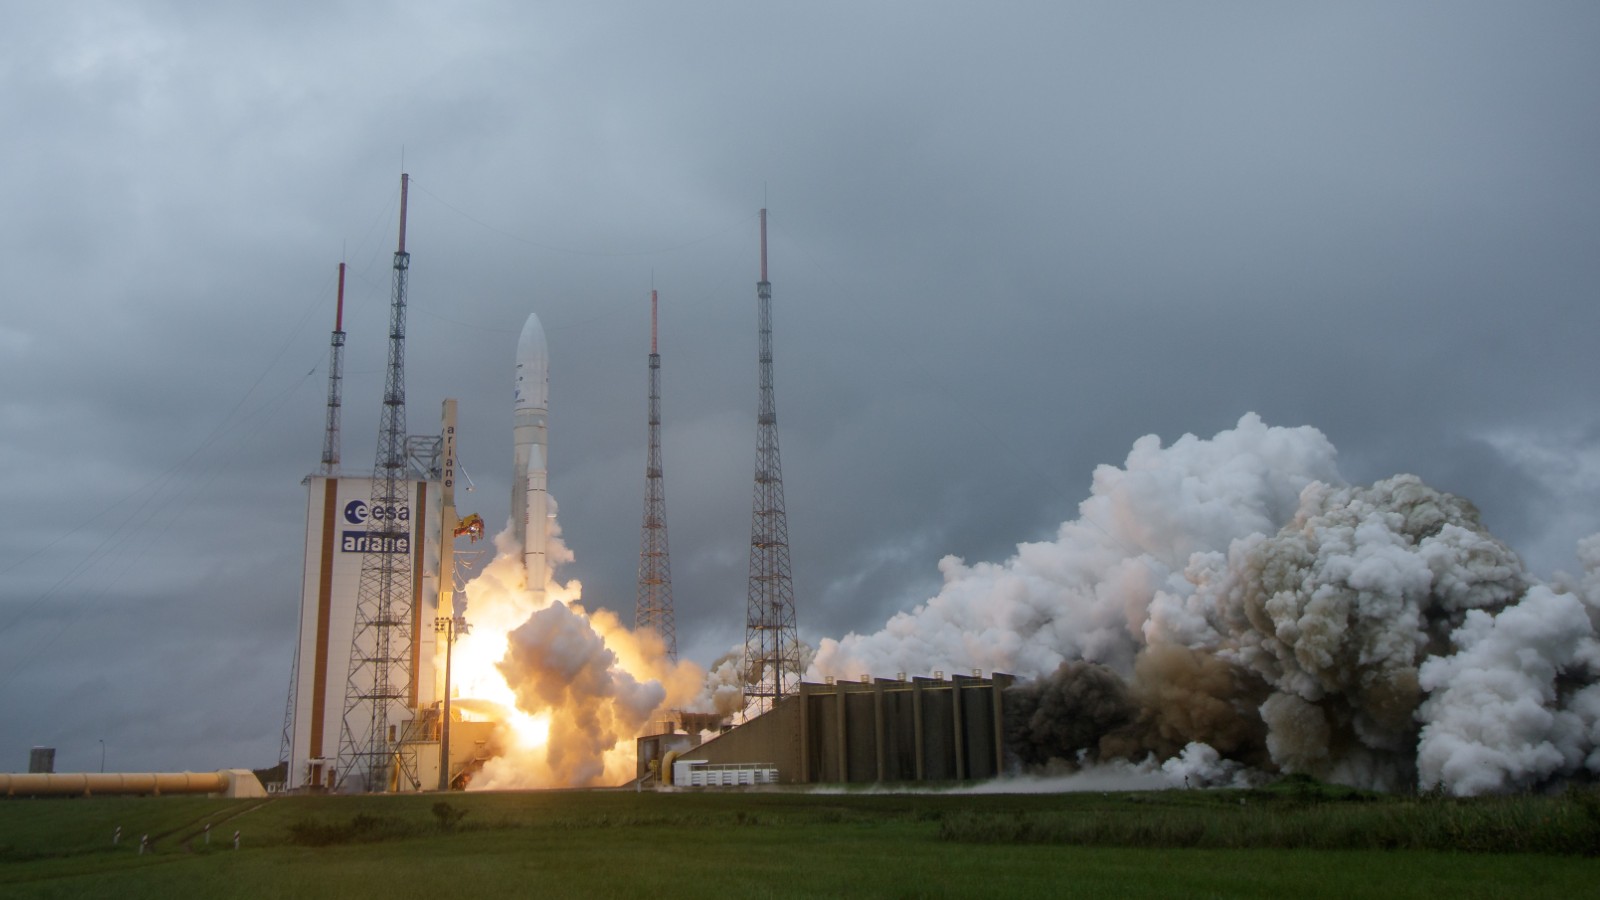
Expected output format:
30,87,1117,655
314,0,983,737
344,500,411,525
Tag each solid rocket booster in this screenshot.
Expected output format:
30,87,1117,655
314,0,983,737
512,312,549,599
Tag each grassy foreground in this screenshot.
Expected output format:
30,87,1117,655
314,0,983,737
1,782,1597,899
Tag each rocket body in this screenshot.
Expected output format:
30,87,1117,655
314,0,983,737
512,313,549,599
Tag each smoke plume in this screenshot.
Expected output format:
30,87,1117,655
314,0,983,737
451,505,704,790
810,414,1600,795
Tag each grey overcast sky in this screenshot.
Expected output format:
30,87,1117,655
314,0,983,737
3,1,1598,774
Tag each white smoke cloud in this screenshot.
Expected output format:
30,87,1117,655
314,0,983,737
808,413,1600,795
1160,741,1262,789
452,497,704,790
1184,475,1529,790
1416,582,1600,795
692,647,748,718
808,742,1257,794
813,413,1342,681
489,600,666,786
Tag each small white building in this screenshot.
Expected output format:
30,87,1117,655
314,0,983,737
672,760,779,788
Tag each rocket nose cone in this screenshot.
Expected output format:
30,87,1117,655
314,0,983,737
517,313,547,360
514,312,549,412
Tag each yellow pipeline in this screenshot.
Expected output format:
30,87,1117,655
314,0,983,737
1,771,244,798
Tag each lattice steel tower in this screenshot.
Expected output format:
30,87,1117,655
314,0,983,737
337,174,418,791
636,289,677,660
743,209,800,718
278,261,350,786
319,262,348,477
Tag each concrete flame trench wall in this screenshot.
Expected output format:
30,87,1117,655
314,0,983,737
688,674,1013,785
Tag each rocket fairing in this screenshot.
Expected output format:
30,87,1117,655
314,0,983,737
512,312,549,599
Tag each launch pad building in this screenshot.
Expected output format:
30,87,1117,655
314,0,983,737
288,467,444,791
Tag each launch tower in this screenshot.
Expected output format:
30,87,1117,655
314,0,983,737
337,174,421,791
743,210,801,718
636,290,677,659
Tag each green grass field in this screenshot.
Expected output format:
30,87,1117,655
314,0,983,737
2,782,1597,899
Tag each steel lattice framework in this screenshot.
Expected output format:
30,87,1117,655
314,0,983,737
636,290,677,659
274,648,297,788
337,174,419,792
320,263,348,476
743,210,800,718
279,262,350,788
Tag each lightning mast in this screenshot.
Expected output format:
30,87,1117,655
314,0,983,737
277,261,350,786
743,210,800,718
321,263,348,474
636,290,677,660
337,174,419,791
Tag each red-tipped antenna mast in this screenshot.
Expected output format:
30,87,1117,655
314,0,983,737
743,203,798,719
337,169,418,791
320,261,349,475
759,208,768,282
335,262,346,332
638,286,677,658
396,173,409,255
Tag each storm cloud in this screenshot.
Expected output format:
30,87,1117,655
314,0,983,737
2,2,1598,777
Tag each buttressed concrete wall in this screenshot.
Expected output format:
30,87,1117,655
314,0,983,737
688,693,804,779
685,674,1013,785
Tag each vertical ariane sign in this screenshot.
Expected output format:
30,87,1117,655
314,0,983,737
439,399,458,606
441,402,457,508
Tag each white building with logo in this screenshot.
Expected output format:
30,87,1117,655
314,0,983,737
287,466,445,792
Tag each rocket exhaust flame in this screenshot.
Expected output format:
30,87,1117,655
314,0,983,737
437,313,705,789
444,519,705,789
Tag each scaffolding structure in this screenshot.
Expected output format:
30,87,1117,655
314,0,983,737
337,174,420,791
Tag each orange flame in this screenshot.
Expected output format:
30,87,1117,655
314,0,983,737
442,527,704,788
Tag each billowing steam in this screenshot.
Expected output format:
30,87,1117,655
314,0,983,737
458,413,1599,795
811,414,1600,795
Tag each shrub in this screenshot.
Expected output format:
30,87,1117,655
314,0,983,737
286,814,421,847
432,802,468,831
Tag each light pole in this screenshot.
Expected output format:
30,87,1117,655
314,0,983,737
98,740,105,773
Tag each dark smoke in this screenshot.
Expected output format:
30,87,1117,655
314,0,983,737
1005,661,1137,767
1006,648,1271,773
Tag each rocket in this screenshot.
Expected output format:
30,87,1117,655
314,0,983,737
512,312,549,599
